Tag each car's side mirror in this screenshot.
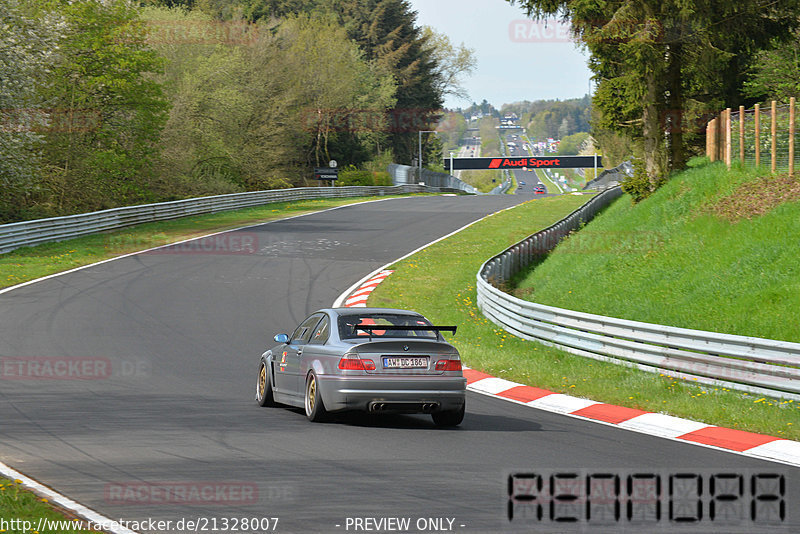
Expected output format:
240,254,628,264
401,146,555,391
274,333,289,344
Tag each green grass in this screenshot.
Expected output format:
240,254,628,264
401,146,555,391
0,195,425,290
0,477,98,533
515,159,800,343
505,172,518,194
368,184,800,440
559,168,586,190
534,168,561,193
457,170,504,193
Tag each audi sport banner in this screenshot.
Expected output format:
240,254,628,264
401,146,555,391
444,155,601,171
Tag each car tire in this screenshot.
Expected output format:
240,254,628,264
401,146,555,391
304,371,328,422
256,359,275,407
432,403,465,427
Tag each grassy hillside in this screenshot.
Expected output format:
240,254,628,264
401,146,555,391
369,188,800,439
514,158,800,343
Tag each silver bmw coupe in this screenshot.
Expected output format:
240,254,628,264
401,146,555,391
256,308,466,426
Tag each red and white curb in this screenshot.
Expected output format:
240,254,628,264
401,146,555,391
343,270,394,307
464,368,800,466
340,270,800,467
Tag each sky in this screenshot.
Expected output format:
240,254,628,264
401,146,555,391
407,0,593,110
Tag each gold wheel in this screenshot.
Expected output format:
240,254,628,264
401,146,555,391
304,372,327,422
258,364,266,398
306,375,316,414
256,360,274,407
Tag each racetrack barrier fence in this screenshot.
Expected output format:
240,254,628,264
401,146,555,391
476,185,800,400
0,184,455,254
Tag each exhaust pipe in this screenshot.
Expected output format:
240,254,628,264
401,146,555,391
370,402,385,412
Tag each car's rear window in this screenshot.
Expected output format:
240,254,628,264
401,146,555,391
338,314,438,340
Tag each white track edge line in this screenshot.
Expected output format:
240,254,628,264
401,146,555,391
0,195,417,531
332,202,523,308
0,196,408,297
323,199,800,468
0,461,137,534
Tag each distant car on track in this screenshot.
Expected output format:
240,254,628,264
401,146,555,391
519,181,526,186
534,184,546,194
256,308,466,426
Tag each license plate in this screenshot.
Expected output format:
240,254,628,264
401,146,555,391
383,357,428,369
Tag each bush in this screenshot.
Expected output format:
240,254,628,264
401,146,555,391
336,168,392,186
621,159,666,202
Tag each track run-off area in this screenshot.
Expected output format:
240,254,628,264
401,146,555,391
1,194,798,534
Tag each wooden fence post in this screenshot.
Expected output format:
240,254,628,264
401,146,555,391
707,118,717,161
706,119,714,161
771,100,777,173
725,108,732,168
790,97,796,177
755,104,760,167
739,105,745,164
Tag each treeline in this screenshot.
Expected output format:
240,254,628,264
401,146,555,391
0,0,474,223
501,96,591,140
459,99,500,118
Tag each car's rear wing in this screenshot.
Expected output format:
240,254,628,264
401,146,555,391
349,324,457,340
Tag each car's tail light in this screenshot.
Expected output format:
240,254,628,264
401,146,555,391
338,354,375,371
435,359,462,371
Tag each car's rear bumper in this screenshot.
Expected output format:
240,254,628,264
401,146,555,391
317,375,466,413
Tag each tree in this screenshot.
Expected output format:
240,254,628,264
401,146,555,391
419,26,477,102
509,0,800,194
322,0,444,164
148,8,396,191
36,0,169,214
557,131,589,155
436,111,467,153
0,0,65,221
744,25,800,102
257,14,397,171
191,0,466,165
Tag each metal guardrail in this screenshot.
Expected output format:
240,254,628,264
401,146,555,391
477,182,800,400
0,184,446,254
420,168,479,194
387,164,478,194
584,160,633,190
490,140,512,194
489,169,512,195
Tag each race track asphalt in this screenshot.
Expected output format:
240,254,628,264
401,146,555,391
1,194,797,534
